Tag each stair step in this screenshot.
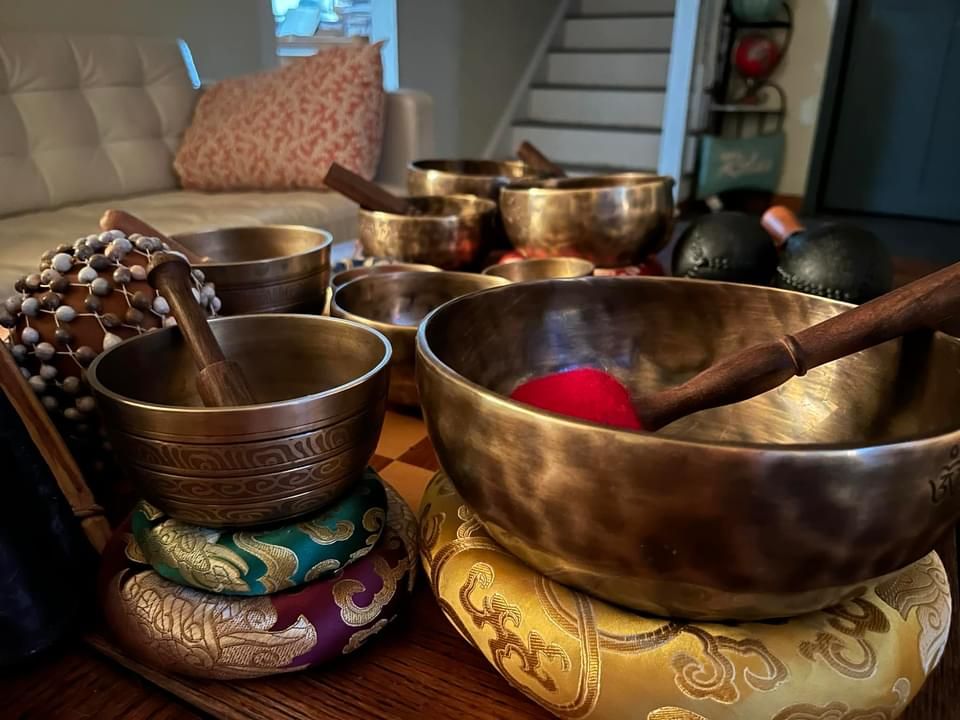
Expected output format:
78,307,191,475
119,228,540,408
511,123,698,174
545,50,670,87
576,0,676,14
510,123,661,169
561,16,674,50
526,87,665,128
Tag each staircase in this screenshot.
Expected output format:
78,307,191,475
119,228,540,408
497,0,697,179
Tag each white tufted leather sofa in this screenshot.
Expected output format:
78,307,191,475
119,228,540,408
0,32,433,281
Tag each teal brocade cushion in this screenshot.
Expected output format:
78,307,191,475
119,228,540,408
131,468,387,595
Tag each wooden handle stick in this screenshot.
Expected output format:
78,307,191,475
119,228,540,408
324,163,414,215
0,345,112,552
639,260,960,430
100,209,210,264
761,205,805,249
516,141,567,178
148,253,255,407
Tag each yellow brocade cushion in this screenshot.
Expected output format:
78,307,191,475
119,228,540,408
419,472,952,720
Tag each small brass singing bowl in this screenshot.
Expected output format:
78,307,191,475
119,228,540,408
88,315,390,528
173,226,332,314
417,277,960,620
359,195,498,271
407,159,541,200
332,271,507,407
331,263,441,290
482,257,595,282
500,174,675,268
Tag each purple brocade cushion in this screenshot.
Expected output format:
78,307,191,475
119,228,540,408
98,482,417,679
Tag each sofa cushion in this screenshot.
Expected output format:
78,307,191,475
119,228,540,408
0,189,372,283
174,42,385,192
0,33,196,218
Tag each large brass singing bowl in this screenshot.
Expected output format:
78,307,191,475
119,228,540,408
407,159,540,200
88,315,390,528
482,257,595,282
359,195,497,271
173,226,332,314
500,174,674,268
332,271,507,407
417,277,960,620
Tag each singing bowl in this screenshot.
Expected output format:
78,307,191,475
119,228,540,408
500,174,674,268
331,263,441,289
173,226,332,314
88,315,390,528
359,195,497,271
416,276,960,620
482,257,595,282
407,159,541,200
332,271,507,407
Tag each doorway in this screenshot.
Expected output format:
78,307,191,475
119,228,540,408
808,0,960,223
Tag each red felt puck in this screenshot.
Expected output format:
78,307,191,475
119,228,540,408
510,367,643,430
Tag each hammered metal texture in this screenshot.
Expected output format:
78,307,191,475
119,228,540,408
416,276,960,619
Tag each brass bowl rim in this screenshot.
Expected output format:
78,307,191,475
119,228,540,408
173,225,333,270
417,275,960,453
358,194,498,222
502,173,675,195
481,257,596,278
408,158,540,180
331,263,442,289
88,314,391,414
332,271,507,335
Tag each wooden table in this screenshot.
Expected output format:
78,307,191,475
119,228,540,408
4,410,959,719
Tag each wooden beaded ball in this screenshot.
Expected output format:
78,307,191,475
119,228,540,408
1,229,218,431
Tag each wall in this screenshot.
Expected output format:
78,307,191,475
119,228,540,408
772,0,839,195
0,0,275,82
397,0,559,156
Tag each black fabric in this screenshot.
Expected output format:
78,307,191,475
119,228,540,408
0,390,95,667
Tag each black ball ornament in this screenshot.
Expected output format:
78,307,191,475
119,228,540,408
671,212,778,285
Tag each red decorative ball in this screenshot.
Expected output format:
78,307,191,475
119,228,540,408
510,368,643,430
734,33,782,78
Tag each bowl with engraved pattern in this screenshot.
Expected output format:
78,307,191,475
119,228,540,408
88,314,390,528
417,276,960,620
172,225,332,314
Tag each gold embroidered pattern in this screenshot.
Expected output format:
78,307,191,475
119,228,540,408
648,709,710,720
232,533,298,593
456,504,484,539
672,627,789,703
124,533,148,565
799,597,890,679
298,518,355,545
140,522,250,594
304,558,341,582
771,677,910,719
876,554,952,673
385,484,419,592
139,501,164,521
115,570,316,678
343,617,392,654
363,507,385,533
459,562,602,718
461,562,570,692
333,554,407,627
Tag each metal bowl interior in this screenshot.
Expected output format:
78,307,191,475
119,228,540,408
416,277,960,619
332,271,507,406
172,226,332,314
410,159,534,180
331,263,441,289
499,175,675,267
88,315,390,526
358,195,498,270
482,257,595,282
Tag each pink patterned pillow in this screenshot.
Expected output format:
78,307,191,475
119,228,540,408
174,43,385,191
